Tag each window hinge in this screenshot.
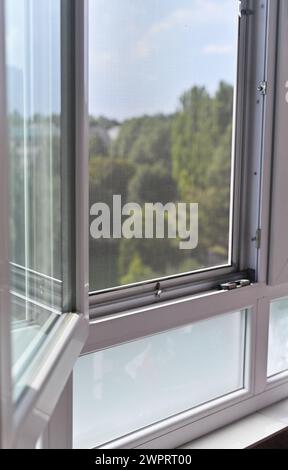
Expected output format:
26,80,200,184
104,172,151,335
238,1,253,18
252,228,261,249
257,81,267,96
220,279,252,291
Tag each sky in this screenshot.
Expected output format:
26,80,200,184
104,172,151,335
6,0,61,115
5,0,239,120
89,0,239,120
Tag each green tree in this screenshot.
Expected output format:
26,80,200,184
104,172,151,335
89,81,234,290
128,164,178,205
120,253,156,286
89,156,135,205
89,156,135,290
171,82,234,267
113,115,172,168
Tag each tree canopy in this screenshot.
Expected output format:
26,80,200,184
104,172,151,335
89,82,234,290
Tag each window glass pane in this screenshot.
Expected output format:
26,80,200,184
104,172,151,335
268,297,288,378
89,0,239,292
73,310,247,448
5,0,62,400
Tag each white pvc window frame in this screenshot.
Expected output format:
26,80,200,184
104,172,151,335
0,0,13,449
2,0,288,450
85,0,273,355
87,0,261,317
35,0,288,450
44,0,288,450
70,0,288,450
0,0,90,449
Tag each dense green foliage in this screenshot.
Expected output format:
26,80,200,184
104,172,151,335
9,82,234,292
89,82,234,290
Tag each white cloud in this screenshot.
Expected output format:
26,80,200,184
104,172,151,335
149,9,195,35
135,8,197,58
203,44,234,55
134,0,234,59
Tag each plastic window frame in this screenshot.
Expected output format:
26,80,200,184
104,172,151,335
88,0,263,318
0,0,89,449
3,0,288,450
71,0,288,450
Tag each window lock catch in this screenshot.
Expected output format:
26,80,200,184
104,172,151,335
155,283,163,299
252,228,262,249
257,81,267,96
220,279,252,291
238,1,253,18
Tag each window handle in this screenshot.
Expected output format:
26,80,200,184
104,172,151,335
220,279,251,291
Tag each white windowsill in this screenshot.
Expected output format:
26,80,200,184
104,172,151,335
181,398,288,449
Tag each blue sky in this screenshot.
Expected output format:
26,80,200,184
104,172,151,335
6,0,61,115
89,0,239,120
6,0,239,119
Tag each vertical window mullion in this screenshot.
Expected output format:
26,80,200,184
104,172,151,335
0,0,13,449
61,0,89,318
268,0,288,286
74,0,89,319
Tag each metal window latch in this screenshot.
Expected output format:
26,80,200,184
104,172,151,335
238,1,253,18
220,279,252,291
252,228,261,249
257,81,267,96
155,282,163,298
